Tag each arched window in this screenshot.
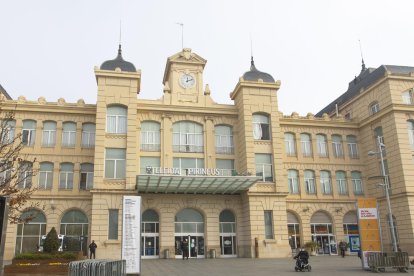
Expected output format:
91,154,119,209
346,135,359,159
106,105,127,134
300,133,312,157
38,162,53,190
141,121,161,152
287,211,301,250
288,169,299,194
62,122,76,147
219,210,237,256
320,170,332,194
172,121,203,153
141,209,160,257
60,210,88,252
42,121,56,147
215,125,234,154
80,163,94,190
336,171,347,195
304,170,316,194
81,123,96,148
59,163,74,189
17,161,33,189
15,209,46,254
370,101,380,115
332,135,343,158
284,133,296,156
175,208,205,258
252,114,270,140
22,120,36,146
351,171,363,195
402,89,413,104
343,211,360,254
310,211,335,255
1,119,15,144
316,134,328,157
407,121,414,150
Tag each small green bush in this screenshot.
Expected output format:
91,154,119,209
43,227,60,253
14,251,78,260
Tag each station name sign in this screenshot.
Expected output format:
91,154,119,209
146,166,224,176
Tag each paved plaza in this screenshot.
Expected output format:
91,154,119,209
2,256,413,276
141,256,412,276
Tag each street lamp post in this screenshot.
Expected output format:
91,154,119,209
368,136,398,252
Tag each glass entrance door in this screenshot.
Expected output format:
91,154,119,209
141,236,159,257
175,235,204,258
314,235,337,255
220,235,236,256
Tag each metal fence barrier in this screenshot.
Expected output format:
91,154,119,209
367,252,409,273
68,259,126,276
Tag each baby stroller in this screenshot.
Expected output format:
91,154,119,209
294,249,312,272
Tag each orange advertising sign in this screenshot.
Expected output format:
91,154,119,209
358,198,381,269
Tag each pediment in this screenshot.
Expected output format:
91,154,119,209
163,48,207,84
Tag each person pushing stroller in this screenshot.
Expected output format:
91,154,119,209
294,248,311,272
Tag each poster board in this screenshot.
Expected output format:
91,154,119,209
122,196,141,275
357,198,381,269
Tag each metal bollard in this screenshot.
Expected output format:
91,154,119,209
210,249,216,259
164,249,170,259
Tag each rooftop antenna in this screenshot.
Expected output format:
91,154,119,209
119,20,122,45
359,39,366,72
176,22,184,49
250,33,255,69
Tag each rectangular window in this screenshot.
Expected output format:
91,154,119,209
264,211,274,239
336,172,347,195
81,131,95,148
80,164,94,190
252,114,270,140
140,157,161,174
216,159,235,176
352,171,363,195
320,171,332,194
301,140,312,157
62,132,76,147
59,164,74,189
255,154,273,182
316,135,328,157
108,209,119,240
38,164,53,190
371,102,380,114
288,170,299,194
285,133,296,156
105,148,126,179
42,130,56,147
173,158,204,176
304,171,316,194
22,129,35,146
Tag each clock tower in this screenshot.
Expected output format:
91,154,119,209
162,48,214,106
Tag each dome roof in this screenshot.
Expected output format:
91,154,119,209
100,45,136,72
242,57,275,83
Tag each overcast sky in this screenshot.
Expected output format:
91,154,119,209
1,0,414,115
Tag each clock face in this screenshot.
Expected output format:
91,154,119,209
180,73,195,88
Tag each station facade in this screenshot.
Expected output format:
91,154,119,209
2,47,414,261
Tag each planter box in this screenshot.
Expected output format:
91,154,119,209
5,259,71,275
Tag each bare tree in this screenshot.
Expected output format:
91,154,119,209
0,107,38,223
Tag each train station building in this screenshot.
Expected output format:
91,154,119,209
2,46,414,260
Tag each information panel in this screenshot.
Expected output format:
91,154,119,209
122,196,141,275
357,198,381,270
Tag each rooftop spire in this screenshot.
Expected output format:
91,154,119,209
361,58,366,72
117,44,122,58
250,56,257,71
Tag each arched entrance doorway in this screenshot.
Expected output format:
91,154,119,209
219,210,237,257
310,211,337,255
15,209,46,254
343,211,360,254
60,209,88,255
141,209,159,258
287,211,301,253
174,208,205,258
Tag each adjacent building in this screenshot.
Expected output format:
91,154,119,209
1,47,414,261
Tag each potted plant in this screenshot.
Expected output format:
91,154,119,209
305,241,318,256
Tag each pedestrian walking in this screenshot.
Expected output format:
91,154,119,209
89,240,97,259
181,238,189,260
339,240,347,258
